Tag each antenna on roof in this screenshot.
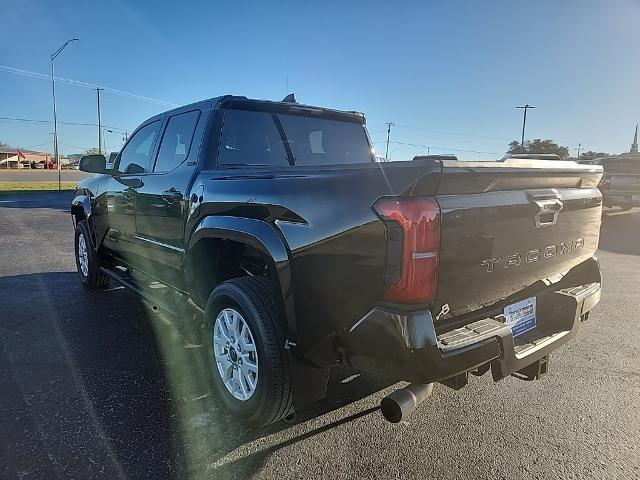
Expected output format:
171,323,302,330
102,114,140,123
282,93,297,103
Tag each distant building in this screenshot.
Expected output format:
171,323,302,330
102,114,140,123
0,148,51,168
67,153,83,166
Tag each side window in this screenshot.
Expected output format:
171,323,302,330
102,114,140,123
308,130,325,153
116,120,161,174
153,110,200,173
218,109,289,166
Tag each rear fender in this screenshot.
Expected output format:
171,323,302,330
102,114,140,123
189,216,331,408
188,215,297,342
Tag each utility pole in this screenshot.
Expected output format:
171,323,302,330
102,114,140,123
385,122,394,161
96,87,104,155
516,104,535,153
576,143,582,160
51,38,78,189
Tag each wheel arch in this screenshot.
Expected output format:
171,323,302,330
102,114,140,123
186,215,297,342
71,194,91,225
71,194,98,248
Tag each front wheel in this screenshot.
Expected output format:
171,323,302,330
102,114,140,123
204,276,293,427
74,220,109,289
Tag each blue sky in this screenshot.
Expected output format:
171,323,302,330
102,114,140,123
0,0,639,159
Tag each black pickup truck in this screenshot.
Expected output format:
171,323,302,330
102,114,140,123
72,95,603,426
598,157,640,210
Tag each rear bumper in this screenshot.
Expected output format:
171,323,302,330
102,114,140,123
341,281,601,384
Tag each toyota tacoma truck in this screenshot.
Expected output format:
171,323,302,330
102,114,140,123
71,95,603,426
599,158,640,210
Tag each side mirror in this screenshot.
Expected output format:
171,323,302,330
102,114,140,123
79,154,107,173
106,152,118,170
124,163,145,175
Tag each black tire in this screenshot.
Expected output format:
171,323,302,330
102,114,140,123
74,220,110,289
204,276,293,427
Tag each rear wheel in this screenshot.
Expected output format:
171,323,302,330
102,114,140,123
74,220,109,289
204,276,293,427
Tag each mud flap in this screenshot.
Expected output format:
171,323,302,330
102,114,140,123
287,350,330,409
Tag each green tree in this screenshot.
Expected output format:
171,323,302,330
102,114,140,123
508,140,521,153
83,147,101,156
579,150,611,160
507,138,570,158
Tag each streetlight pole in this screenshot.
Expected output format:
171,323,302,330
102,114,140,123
96,87,104,155
516,104,535,153
51,38,78,190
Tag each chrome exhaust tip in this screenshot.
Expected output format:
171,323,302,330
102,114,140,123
380,383,434,423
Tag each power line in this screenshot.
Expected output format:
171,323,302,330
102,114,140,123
0,115,126,131
393,123,513,142
0,64,179,107
373,140,501,156
60,142,97,150
20,141,53,150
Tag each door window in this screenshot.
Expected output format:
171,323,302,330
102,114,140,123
153,110,200,173
116,120,161,174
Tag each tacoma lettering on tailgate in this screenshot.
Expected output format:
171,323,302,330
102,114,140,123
481,238,585,273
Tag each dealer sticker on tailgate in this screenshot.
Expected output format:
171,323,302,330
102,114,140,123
503,296,537,337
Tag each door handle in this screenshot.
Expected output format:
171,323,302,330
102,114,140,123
162,187,183,203
123,186,136,201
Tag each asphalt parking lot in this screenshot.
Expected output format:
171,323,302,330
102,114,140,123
0,170,91,182
1,192,639,479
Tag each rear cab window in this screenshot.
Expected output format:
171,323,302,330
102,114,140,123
217,107,374,167
218,110,290,167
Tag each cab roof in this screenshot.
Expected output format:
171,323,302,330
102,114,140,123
149,95,366,124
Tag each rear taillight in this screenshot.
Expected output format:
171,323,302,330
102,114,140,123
373,197,440,304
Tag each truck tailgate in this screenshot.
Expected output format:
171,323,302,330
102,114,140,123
610,175,640,192
433,159,603,319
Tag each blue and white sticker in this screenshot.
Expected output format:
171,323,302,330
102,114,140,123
504,296,537,337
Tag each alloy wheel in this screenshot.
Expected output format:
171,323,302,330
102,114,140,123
212,308,259,401
77,232,89,277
